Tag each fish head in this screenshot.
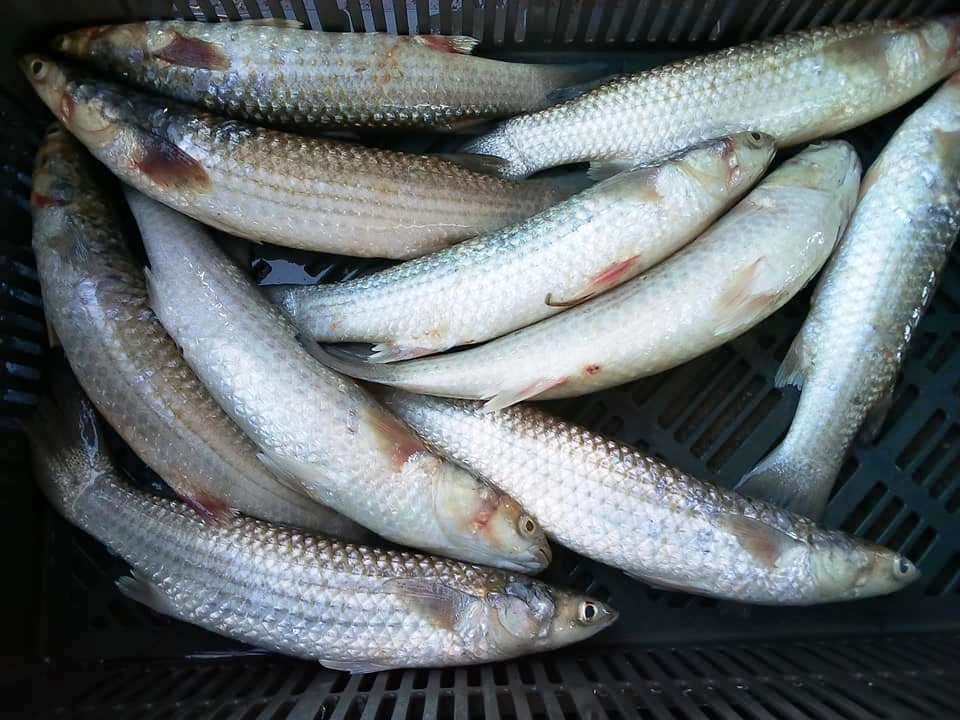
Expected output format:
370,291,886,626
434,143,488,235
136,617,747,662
21,54,122,150
477,579,617,656
434,470,552,573
32,123,82,211
672,132,776,194
52,23,148,65
808,534,919,601
768,140,862,222
914,14,960,74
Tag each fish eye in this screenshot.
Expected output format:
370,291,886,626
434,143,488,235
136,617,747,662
31,59,47,79
518,514,538,538
895,556,914,577
578,601,599,624
749,132,764,143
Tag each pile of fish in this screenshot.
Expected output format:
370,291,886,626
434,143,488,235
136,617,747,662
22,13,960,671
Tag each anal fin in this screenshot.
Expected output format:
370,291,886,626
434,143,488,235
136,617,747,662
369,342,445,363
775,328,812,390
116,571,178,617
588,160,640,182
482,377,567,412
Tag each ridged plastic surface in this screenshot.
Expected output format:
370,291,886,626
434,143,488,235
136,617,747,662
2,1,959,717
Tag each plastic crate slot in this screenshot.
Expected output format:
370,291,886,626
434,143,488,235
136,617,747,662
839,484,887,535
863,497,906,544
897,409,948,471
828,457,861,501
926,551,960,594
658,349,738,434
914,422,958,494
679,358,752,448
705,377,773,472
927,332,960,372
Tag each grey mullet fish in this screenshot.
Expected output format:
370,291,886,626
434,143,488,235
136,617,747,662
738,75,960,520
269,133,775,362
382,389,919,605
29,374,616,672
126,189,551,572
465,15,960,179
53,19,597,132
31,125,364,538
313,142,861,411
21,55,565,259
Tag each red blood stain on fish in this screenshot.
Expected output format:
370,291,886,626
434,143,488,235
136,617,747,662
30,192,60,208
472,494,499,532
584,364,601,376
153,32,230,71
59,93,75,123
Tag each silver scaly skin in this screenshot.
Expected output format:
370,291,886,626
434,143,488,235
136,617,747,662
314,142,861,411
28,376,616,672
126,189,551,573
382,389,919,605
465,15,960,179
268,133,775,362
738,76,960,520
53,20,597,132
30,125,364,538
20,55,565,259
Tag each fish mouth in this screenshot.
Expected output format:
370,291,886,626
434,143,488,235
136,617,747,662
500,545,552,574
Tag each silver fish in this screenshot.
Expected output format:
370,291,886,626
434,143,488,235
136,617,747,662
53,20,597,132
21,55,565,259
29,374,616,672
313,142,861,411
268,133,775,362
31,124,364,539
465,15,960,179
126,189,550,573
382,388,919,605
738,75,960,520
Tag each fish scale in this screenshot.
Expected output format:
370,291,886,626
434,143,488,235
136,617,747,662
738,75,960,520
465,15,960,178
29,380,616,670
21,56,565,259
126,189,551,572
381,389,920,605
269,133,775,361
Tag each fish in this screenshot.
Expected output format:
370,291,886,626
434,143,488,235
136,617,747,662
311,141,862,410
268,133,776,362
125,188,551,573
30,124,365,540
737,75,960,520
20,55,566,260
28,372,616,672
52,19,599,133
381,388,920,604
464,15,960,179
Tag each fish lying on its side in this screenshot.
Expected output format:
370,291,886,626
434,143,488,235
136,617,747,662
465,15,960,178
738,75,960,520
269,133,775,362
382,389,919,605
314,142,861,410
30,124,365,539
127,189,551,573
53,20,598,132
21,55,565,259
29,373,616,672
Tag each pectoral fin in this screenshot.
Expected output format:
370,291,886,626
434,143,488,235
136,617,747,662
720,514,797,569
116,571,178,617
482,377,567,412
713,258,785,336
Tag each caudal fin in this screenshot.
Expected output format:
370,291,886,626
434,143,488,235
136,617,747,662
736,442,833,521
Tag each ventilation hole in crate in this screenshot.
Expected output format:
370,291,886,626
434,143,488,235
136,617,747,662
543,659,562,685
577,400,608,432
382,669,403,692
553,689,578,716
916,424,958,495
884,510,919,551
927,333,959,372
864,497,904,543
906,526,937,563
600,655,624,683
311,698,339,720
829,456,860,500
357,671,376,692
630,377,660,407
329,671,349,694
492,663,508,687
576,658,598,683
236,700,268,720
911,330,938,363
412,668,430,690
467,692,483,718
291,668,315,695
840,484,886,535
597,414,624,437
876,383,918,440
946,485,960,514
658,348,736,430
926,553,960,595
897,410,947,470
343,696,367,718
707,379,776,471
270,699,297,720
435,693,455,719
694,373,765,458
496,691,516,719
677,359,751,446
435,667,453,689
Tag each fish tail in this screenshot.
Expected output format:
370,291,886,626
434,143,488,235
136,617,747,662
460,128,530,180
736,439,834,521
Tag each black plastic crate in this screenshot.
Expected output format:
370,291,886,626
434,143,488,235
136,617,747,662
2,1,959,718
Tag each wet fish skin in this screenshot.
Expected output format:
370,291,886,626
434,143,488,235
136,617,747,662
382,388,919,604
738,76,960,520
127,189,550,573
20,55,564,259
465,15,960,179
313,142,861,410
269,133,775,362
30,124,365,538
53,20,597,132
28,376,616,671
